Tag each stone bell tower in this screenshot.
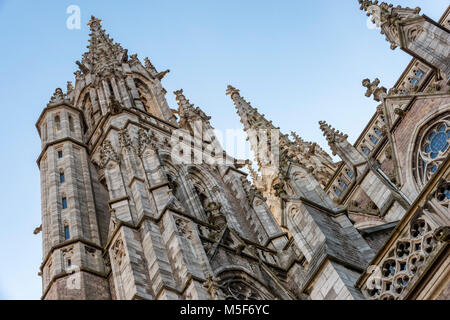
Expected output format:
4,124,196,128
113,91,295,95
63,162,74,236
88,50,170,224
36,16,294,300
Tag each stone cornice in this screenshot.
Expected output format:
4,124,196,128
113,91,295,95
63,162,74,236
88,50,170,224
35,103,86,136
36,137,88,167
40,238,103,272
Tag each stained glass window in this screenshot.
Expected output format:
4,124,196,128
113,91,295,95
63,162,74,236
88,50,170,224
417,119,450,186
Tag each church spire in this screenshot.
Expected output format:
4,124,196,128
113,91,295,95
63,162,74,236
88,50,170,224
77,16,127,75
227,85,337,188
174,89,211,125
174,89,215,143
226,85,276,133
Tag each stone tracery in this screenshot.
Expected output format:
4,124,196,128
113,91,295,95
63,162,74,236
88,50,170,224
415,116,450,187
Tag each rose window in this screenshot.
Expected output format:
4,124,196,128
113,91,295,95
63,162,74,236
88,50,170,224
416,117,450,187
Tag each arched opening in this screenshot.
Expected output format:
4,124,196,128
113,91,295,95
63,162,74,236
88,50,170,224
413,114,450,188
69,115,74,132
134,78,162,118
54,115,61,132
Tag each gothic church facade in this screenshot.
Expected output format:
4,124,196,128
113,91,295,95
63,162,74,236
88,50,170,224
35,1,450,300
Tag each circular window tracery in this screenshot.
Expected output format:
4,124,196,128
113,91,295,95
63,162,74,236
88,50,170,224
415,116,450,187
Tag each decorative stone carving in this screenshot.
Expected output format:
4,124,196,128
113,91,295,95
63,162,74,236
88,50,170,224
118,128,134,151
112,238,125,267
203,275,222,300
48,88,68,105
362,78,387,102
433,226,450,243
205,202,227,228
435,179,449,209
99,140,120,168
175,217,193,239
394,107,406,117
363,216,440,300
220,279,263,300
109,97,123,115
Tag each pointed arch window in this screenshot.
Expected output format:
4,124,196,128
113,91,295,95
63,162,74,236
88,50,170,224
108,80,116,99
62,196,68,210
69,115,74,132
59,171,65,183
374,128,383,138
369,135,379,145
43,123,47,141
54,115,61,132
339,180,348,191
346,169,355,180
416,118,450,186
134,78,162,118
64,225,70,240
362,146,370,156
415,70,424,79
334,186,342,197
410,78,419,86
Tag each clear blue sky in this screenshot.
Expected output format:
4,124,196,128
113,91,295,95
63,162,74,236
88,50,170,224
0,0,448,300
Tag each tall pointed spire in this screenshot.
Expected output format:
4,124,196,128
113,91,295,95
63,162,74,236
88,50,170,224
227,85,337,188
173,89,216,144
174,89,211,126
226,85,276,133
77,16,127,75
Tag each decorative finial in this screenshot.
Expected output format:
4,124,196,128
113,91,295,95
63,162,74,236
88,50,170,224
174,89,192,109
66,81,74,96
319,121,348,156
48,88,67,105
173,89,210,123
362,78,387,102
144,57,158,74
87,16,102,30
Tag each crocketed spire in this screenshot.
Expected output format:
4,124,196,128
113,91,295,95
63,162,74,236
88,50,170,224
227,85,337,187
174,89,211,132
319,121,349,155
76,16,127,75
226,85,277,133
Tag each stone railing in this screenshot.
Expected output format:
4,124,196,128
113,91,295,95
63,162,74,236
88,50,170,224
357,157,449,300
